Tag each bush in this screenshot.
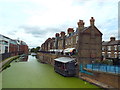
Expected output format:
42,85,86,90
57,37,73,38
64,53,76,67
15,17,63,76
101,59,113,65
2,56,19,71
94,60,101,64
94,59,113,65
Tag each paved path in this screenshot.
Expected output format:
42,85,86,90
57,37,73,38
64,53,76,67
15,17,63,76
0,56,17,72
80,76,114,88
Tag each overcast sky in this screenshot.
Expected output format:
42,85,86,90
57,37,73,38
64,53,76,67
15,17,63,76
0,0,119,48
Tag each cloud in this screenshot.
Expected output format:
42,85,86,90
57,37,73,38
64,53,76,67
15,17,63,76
0,0,118,48
19,26,63,37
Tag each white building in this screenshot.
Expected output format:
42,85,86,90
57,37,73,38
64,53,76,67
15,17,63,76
0,34,10,54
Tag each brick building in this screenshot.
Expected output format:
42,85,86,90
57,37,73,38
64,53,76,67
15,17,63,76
65,28,78,49
0,34,28,60
102,37,120,59
38,18,120,89
40,17,102,63
77,17,102,64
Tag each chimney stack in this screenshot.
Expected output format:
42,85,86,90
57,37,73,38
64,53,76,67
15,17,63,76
110,37,115,41
60,31,65,37
77,20,84,29
67,28,74,35
90,17,95,26
47,38,51,41
52,37,55,40
55,33,59,37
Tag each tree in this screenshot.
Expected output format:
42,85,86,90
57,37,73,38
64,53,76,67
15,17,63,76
30,46,40,53
30,48,35,52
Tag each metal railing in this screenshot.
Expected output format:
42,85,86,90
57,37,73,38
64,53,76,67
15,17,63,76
84,64,120,74
0,53,11,61
0,51,24,61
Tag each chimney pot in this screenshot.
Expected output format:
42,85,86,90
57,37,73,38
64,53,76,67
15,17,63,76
67,28,74,34
110,37,115,41
52,37,55,40
55,33,59,37
77,20,85,28
90,17,95,26
60,31,65,37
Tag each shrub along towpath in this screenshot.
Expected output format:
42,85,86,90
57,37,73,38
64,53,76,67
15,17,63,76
0,56,19,72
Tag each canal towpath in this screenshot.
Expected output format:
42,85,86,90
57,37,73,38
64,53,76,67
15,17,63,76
0,56,18,72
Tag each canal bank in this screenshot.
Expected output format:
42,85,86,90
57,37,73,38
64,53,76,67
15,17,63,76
1,55,99,88
0,55,19,72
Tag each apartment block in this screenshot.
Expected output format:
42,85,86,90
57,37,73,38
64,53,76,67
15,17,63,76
0,34,28,60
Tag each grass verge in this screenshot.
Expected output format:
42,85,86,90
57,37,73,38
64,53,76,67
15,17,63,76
2,56,20,71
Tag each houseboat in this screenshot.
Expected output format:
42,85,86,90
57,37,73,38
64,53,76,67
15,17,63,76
54,57,76,77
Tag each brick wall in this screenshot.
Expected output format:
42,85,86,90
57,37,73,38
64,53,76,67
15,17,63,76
79,69,120,88
37,52,69,66
37,52,58,66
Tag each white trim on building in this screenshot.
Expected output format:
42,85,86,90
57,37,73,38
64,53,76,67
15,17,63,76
0,34,10,54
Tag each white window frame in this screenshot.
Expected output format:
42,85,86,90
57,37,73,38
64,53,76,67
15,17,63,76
114,52,117,58
102,52,105,57
118,45,120,51
76,36,78,43
114,45,117,50
65,40,67,45
119,52,120,59
107,52,111,58
102,46,105,51
107,46,111,51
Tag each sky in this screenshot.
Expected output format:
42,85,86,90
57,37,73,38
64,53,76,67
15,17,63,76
0,0,119,48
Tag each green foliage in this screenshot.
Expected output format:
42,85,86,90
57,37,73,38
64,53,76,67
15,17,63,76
30,48,35,52
30,46,40,53
2,56,19,71
94,59,113,65
101,59,113,65
94,60,101,64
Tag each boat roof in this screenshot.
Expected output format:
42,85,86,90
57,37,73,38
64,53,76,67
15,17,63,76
64,48,75,53
54,57,76,63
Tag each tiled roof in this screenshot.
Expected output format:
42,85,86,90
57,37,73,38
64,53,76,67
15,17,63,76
102,40,120,45
10,40,18,45
81,26,103,35
21,41,27,45
0,34,11,39
82,27,89,32
66,28,79,38
102,41,109,45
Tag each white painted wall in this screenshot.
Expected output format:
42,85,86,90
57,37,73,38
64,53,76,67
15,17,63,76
0,34,10,54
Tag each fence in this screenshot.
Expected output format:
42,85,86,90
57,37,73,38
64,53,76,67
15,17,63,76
0,53,11,61
84,64,120,74
0,51,24,61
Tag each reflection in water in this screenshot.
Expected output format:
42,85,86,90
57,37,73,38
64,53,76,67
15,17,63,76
31,53,37,56
14,55,29,62
2,55,98,88
31,53,37,59
19,55,28,62
22,55,28,61
3,55,28,71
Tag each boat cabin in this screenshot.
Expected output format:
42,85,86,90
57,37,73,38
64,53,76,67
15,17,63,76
54,57,76,77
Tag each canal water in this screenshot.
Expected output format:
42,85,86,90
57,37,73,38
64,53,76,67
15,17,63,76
1,55,99,88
